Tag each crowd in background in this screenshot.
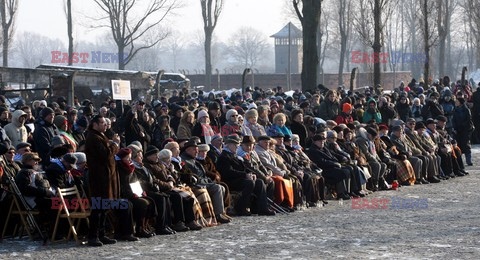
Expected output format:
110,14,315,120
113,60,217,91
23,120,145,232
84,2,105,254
0,75,479,246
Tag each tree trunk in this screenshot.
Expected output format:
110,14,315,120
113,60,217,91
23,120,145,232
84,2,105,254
299,1,321,92
204,30,212,89
437,0,447,78
67,0,73,66
118,45,126,70
1,0,8,67
373,0,382,88
423,0,430,83
316,23,322,86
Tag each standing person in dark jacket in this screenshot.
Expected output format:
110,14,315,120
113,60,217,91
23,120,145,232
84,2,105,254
85,115,137,246
33,107,58,168
124,109,150,148
452,98,474,166
471,85,480,143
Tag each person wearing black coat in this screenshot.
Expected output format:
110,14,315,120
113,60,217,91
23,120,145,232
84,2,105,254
216,135,274,216
124,109,150,148
169,105,184,134
116,148,156,239
307,135,352,200
16,153,54,210
395,95,412,122
421,92,444,121
290,109,308,148
45,153,77,190
472,86,480,143
33,107,58,167
452,98,474,165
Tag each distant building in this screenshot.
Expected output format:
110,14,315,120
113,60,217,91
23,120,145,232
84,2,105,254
271,22,302,74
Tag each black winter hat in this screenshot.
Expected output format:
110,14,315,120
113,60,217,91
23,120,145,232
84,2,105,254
40,107,55,118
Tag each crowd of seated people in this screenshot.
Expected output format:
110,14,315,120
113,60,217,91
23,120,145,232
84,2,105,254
0,78,478,246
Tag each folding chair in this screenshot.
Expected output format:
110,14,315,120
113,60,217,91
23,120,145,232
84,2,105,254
51,186,90,245
2,189,41,240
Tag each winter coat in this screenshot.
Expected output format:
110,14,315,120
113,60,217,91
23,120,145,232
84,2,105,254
143,159,175,192
395,102,412,122
85,129,119,199
45,160,75,190
362,99,382,123
421,100,444,121
242,122,266,138
290,121,308,147
216,149,247,191
317,99,340,120
176,120,193,140
124,110,150,148
33,118,58,166
4,110,28,148
452,104,474,133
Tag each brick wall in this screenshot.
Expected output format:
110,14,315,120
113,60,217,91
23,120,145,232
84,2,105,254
187,71,412,91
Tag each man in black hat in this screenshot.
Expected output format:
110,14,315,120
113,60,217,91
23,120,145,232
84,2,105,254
180,140,230,223
217,135,274,216
237,135,275,201
33,107,58,167
308,134,352,200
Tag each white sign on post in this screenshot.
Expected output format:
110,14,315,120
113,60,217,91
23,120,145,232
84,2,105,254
111,80,132,100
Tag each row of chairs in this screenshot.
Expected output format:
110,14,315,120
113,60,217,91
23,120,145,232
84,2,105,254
2,185,90,245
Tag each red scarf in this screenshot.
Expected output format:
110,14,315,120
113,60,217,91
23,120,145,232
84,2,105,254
121,161,135,174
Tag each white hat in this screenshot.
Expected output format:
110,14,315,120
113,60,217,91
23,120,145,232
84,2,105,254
197,110,209,119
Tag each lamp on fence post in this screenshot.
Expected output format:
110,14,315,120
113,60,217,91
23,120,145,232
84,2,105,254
242,68,252,95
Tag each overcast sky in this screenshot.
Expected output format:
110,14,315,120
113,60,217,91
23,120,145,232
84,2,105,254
16,0,289,45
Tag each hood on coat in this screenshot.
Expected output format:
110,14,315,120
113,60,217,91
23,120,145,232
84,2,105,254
11,110,27,127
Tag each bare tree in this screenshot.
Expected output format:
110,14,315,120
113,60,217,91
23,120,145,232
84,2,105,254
201,0,224,89
336,0,353,86
14,32,65,68
165,31,185,71
317,8,330,85
93,0,176,70
463,0,480,70
354,0,394,88
63,0,74,66
293,0,322,92
419,0,439,83
227,26,268,69
0,0,18,67
436,0,456,78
